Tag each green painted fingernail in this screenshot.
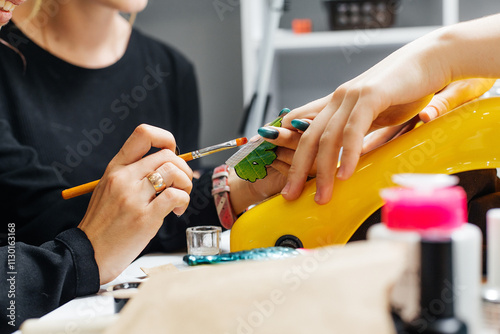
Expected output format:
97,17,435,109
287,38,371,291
258,127,279,140
291,119,310,132
279,108,291,116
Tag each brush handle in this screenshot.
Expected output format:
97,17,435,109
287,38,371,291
61,138,245,200
61,180,100,200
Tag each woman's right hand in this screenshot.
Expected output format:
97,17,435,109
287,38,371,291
280,14,500,205
361,77,496,153
77,124,193,284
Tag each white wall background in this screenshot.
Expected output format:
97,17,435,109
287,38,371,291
135,0,244,167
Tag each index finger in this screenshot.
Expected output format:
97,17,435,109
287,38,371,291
260,127,303,151
336,102,376,181
282,100,339,201
282,93,333,129
112,124,177,166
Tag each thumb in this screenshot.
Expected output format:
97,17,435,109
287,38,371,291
419,94,451,123
420,78,496,123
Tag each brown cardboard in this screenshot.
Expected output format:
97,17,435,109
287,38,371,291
106,241,406,334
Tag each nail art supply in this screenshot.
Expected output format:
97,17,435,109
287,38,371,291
482,209,500,331
183,246,300,266
368,174,481,333
483,209,500,302
186,226,222,256
405,237,467,334
62,137,247,199
226,114,284,182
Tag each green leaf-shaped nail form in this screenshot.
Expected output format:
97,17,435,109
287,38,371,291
234,116,283,182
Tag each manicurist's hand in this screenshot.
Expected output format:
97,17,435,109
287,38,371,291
78,124,193,284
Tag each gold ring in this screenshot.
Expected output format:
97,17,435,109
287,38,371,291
147,171,166,193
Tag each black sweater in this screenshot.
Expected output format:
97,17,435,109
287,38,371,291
0,23,219,331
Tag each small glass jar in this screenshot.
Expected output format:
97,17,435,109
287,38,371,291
186,226,222,256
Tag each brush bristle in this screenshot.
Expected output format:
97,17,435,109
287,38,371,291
236,137,248,146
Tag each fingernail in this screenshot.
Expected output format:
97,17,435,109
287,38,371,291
314,187,322,203
279,108,291,116
175,145,180,155
281,182,291,195
336,166,345,179
422,106,438,121
258,127,279,140
291,119,310,132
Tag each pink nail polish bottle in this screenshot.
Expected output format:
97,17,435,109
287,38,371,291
367,174,482,333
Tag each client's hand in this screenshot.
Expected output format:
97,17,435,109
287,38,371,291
361,78,496,153
228,127,304,215
78,124,193,284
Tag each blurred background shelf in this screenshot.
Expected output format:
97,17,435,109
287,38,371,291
273,26,441,52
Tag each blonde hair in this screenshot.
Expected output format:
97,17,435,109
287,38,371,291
27,0,42,22
129,13,137,25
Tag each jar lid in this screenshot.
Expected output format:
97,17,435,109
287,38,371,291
381,174,467,231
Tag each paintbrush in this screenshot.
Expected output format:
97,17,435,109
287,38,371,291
61,137,248,200
225,136,266,168
225,113,291,168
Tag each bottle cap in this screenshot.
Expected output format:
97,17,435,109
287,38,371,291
381,174,467,231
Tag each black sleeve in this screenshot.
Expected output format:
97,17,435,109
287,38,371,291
0,119,89,245
0,119,100,331
0,228,100,333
